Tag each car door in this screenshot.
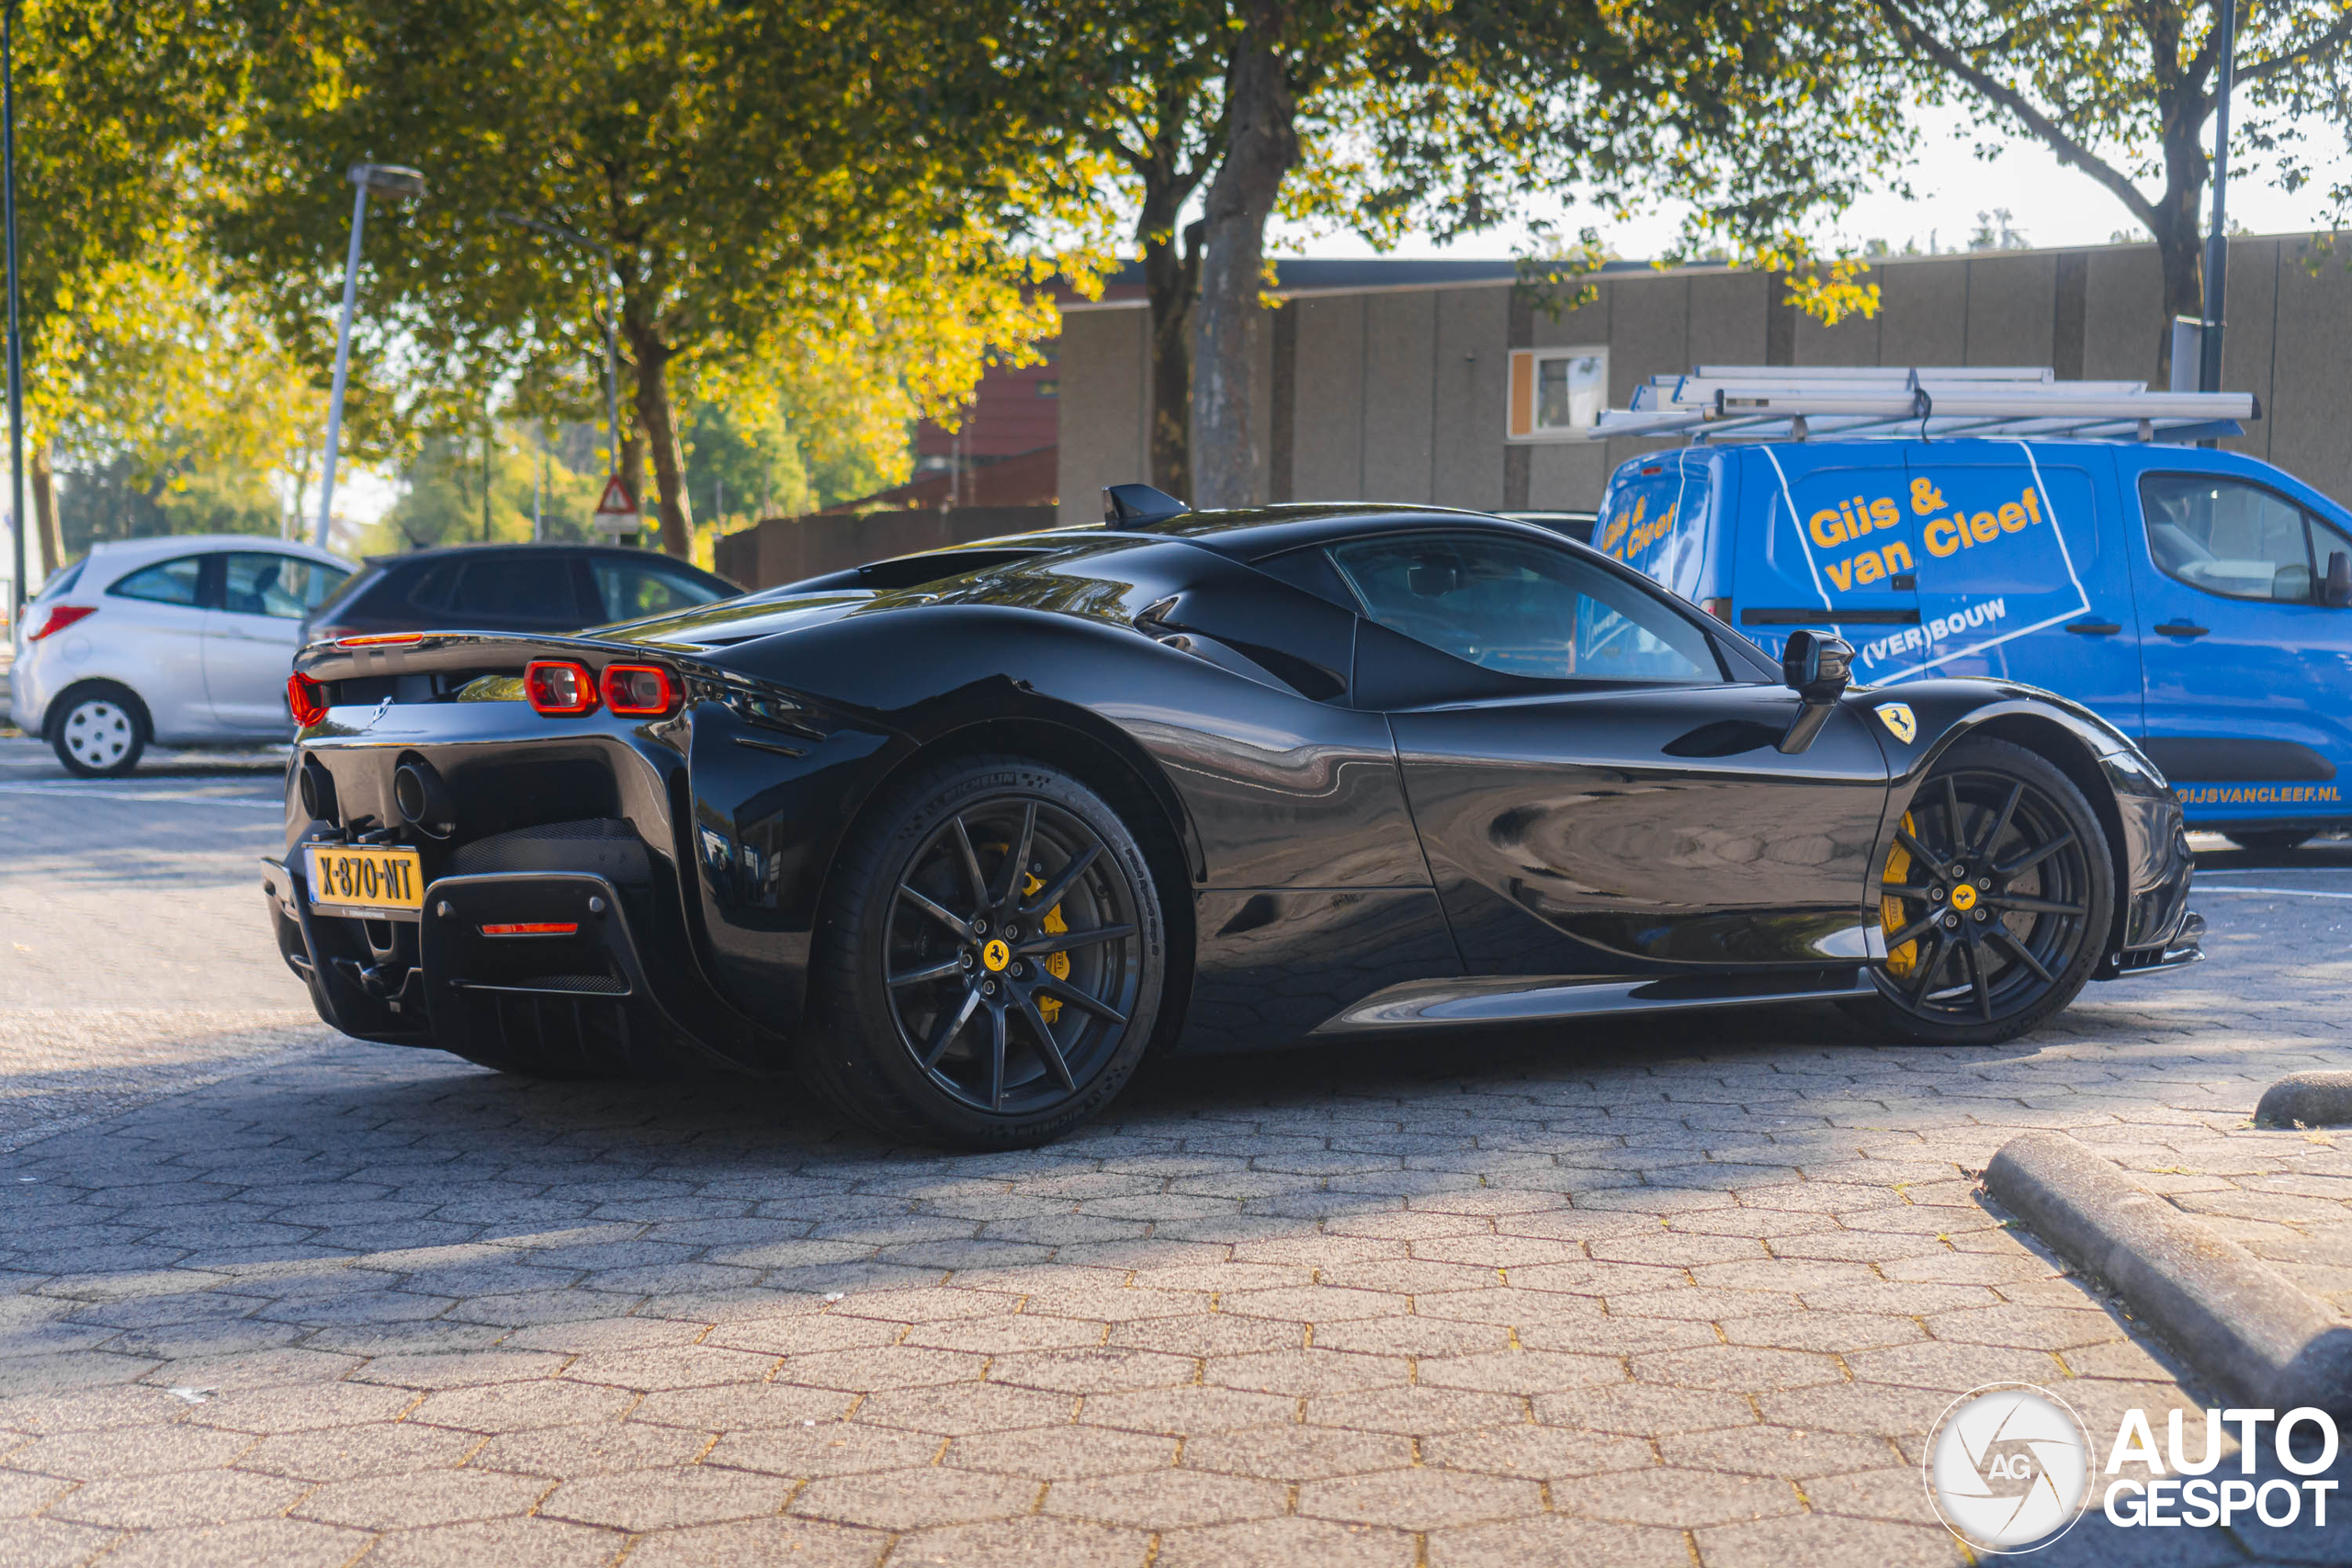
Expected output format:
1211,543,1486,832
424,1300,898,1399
1896,443,2140,729
2124,463,2352,825
1331,529,1894,976
1721,444,1924,677
204,553,351,734
99,553,218,742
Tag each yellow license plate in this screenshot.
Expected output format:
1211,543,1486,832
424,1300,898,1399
307,844,425,915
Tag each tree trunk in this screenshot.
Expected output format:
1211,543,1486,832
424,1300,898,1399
1190,4,1297,510
1145,218,1204,498
30,445,62,579
2149,106,2209,389
623,323,691,557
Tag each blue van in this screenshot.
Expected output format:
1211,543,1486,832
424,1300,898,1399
1594,438,2352,848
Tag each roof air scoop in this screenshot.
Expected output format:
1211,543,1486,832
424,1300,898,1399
1102,483,1191,525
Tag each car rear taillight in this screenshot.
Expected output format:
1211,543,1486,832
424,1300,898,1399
287,673,330,728
525,660,600,716
337,632,426,647
28,604,95,641
601,663,678,716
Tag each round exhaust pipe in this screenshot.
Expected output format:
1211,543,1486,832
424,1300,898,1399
392,757,456,839
297,757,339,824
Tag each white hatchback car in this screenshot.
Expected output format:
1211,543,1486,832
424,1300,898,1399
10,536,353,776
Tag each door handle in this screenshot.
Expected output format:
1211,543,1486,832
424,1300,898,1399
2154,619,2210,638
2064,620,2121,636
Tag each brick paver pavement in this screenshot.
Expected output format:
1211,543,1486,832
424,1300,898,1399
4,745,2350,1565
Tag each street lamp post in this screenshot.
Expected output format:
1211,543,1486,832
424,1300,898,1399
314,163,424,551
4,0,25,628
2199,0,2237,394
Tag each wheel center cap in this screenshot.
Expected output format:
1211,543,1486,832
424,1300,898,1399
980,939,1012,972
1949,883,1979,912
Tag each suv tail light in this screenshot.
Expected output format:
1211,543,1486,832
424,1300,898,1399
287,673,330,728
28,604,95,641
525,660,600,716
601,663,678,716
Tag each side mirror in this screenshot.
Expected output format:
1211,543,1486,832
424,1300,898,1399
2326,550,2352,608
1778,629,1853,754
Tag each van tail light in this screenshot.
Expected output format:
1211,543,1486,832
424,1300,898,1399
287,673,330,728
525,660,600,716
1700,597,1732,622
28,604,95,641
601,663,678,716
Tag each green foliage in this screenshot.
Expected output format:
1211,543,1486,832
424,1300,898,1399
56,452,286,555
215,0,1113,556
365,426,602,555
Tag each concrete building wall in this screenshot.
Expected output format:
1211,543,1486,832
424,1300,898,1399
1056,308,1149,527
1060,233,2352,519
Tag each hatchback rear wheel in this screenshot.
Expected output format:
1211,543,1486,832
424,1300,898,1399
50,684,147,779
1845,738,2112,1045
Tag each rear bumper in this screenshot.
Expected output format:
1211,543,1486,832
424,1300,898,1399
263,853,785,1072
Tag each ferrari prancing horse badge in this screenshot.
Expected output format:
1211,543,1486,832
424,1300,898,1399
1877,704,1917,743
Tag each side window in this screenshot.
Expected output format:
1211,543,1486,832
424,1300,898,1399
108,556,207,607
452,556,576,620
593,558,727,622
1328,533,1723,685
2140,474,2317,603
223,554,350,618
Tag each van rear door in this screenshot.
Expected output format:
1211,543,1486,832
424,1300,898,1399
1721,445,1921,670
1893,443,2140,726
1592,448,1720,604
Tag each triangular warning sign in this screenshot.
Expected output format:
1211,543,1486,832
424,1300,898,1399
593,476,639,516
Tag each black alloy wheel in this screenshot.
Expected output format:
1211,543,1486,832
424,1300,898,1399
1849,737,2112,1045
808,757,1165,1147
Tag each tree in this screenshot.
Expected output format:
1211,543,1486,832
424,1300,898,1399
1851,0,2352,381
219,0,1106,559
0,1,237,577
1085,0,1917,507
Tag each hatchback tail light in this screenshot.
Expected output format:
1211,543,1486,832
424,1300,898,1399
287,673,330,728
601,663,678,716
525,660,600,716
28,604,95,641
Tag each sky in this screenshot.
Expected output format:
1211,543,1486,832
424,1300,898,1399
1274,109,2352,263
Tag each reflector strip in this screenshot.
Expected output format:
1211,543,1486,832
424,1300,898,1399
335,632,427,646
480,922,580,936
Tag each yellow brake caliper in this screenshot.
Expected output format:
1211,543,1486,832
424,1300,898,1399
1023,874,1071,1022
1882,812,1917,976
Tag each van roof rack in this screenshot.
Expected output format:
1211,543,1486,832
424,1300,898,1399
1557,366,2256,445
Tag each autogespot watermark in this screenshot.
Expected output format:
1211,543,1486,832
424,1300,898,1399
1923,1384,2342,1552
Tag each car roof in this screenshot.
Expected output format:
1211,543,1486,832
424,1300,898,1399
362,543,724,570
81,535,351,579
1006,502,1595,565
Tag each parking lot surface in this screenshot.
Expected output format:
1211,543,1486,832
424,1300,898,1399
3,734,2350,1566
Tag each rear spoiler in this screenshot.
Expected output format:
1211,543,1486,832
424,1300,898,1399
295,629,669,685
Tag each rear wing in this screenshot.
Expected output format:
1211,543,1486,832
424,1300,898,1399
1510,363,2256,446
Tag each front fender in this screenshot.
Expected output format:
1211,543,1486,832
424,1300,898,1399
1856,681,2190,963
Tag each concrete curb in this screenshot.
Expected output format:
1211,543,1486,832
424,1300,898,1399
2256,1071,2352,1129
1983,1131,2352,1418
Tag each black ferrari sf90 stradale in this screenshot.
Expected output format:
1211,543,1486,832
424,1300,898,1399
265,486,2201,1147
